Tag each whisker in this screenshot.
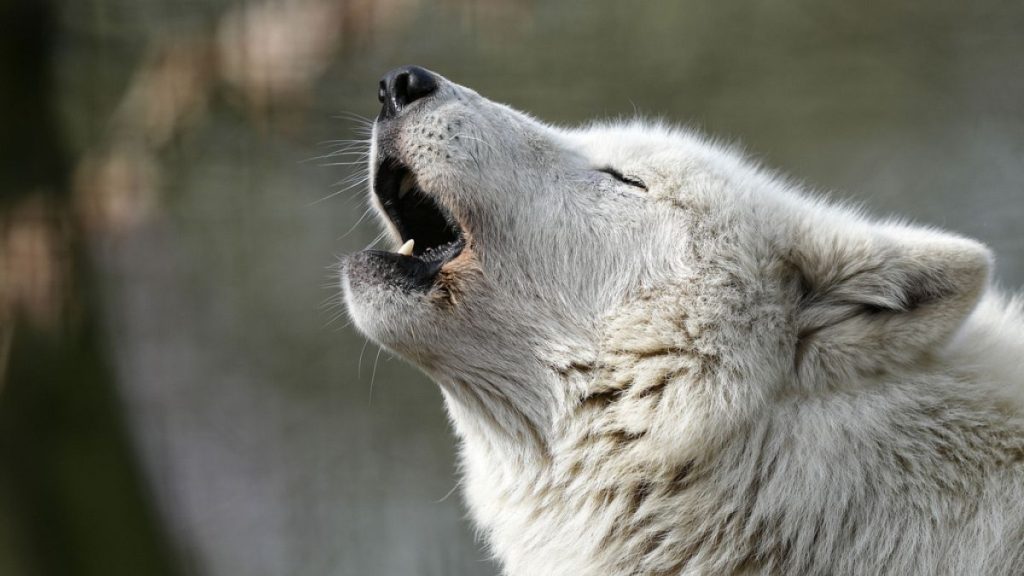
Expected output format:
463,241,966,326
307,176,369,206
332,111,375,125
357,338,370,379
435,481,462,503
368,344,384,406
452,132,499,154
318,160,371,167
331,172,370,187
302,149,370,163
337,205,378,241
366,230,390,249
316,138,370,147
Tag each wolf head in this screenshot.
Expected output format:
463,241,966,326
342,66,991,457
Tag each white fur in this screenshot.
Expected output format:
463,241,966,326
342,70,1024,575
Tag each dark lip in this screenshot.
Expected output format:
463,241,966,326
357,249,448,292
367,157,465,288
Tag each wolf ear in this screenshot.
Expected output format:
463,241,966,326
788,220,991,385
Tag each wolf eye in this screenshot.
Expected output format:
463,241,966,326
598,167,647,190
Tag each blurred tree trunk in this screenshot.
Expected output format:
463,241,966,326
0,1,182,574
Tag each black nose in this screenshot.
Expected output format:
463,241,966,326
377,66,438,120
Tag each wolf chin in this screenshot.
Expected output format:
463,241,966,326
342,66,1024,575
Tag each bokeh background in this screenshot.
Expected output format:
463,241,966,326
1,1,1022,575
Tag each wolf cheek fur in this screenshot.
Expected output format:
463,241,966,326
343,66,1024,575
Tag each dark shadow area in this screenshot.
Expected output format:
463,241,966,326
0,1,181,574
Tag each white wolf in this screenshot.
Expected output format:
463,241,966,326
342,66,1024,575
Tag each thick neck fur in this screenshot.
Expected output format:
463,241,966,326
450,289,1024,576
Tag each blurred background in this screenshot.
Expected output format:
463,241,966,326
1,0,1022,574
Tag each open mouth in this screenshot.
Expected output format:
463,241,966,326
367,158,465,288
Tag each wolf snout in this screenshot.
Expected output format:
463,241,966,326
377,65,439,120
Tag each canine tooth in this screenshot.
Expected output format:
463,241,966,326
397,239,415,256
399,173,416,198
